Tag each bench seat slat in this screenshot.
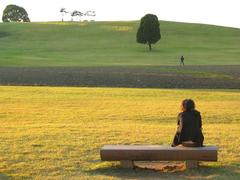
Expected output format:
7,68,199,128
101,145,218,161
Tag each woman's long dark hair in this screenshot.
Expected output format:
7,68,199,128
181,99,195,111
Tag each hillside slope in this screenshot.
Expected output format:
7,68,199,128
0,21,240,67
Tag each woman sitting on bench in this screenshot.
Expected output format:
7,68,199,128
172,99,204,147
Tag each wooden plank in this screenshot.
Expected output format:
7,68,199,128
100,145,218,161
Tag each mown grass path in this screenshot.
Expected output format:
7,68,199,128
0,86,239,179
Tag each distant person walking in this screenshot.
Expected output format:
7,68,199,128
180,55,185,66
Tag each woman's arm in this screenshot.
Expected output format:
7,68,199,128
177,114,183,133
199,112,202,130
172,114,182,147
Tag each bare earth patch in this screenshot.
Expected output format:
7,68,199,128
0,65,239,89
135,161,186,172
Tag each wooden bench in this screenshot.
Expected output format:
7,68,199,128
100,145,218,169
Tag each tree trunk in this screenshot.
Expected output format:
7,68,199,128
148,43,152,51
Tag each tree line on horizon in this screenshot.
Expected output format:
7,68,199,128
2,4,30,22
60,8,96,22
1,5,96,23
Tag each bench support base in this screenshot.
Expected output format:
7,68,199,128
120,160,134,168
185,161,199,169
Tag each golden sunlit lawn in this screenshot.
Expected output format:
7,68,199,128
0,86,240,179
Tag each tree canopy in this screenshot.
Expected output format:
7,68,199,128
136,14,161,51
2,5,30,22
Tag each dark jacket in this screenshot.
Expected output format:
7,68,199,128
172,110,204,147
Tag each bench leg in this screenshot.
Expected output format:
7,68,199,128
185,161,199,169
120,160,134,168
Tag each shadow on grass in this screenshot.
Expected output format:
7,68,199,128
0,173,11,180
0,32,10,38
85,163,240,179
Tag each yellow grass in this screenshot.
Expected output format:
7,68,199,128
100,25,133,32
0,86,239,179
36,22,89,26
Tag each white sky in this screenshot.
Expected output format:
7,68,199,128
1,0,240,28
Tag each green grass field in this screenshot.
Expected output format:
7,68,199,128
0,21,240,67
0,86,240,179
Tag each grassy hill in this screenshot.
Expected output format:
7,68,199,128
0,21,240,67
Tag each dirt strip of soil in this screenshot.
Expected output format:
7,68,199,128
0,66,239,89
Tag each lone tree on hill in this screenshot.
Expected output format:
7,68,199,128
71,10,83,21
2,4,30,22
137,14,161,51
60,8,67,22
